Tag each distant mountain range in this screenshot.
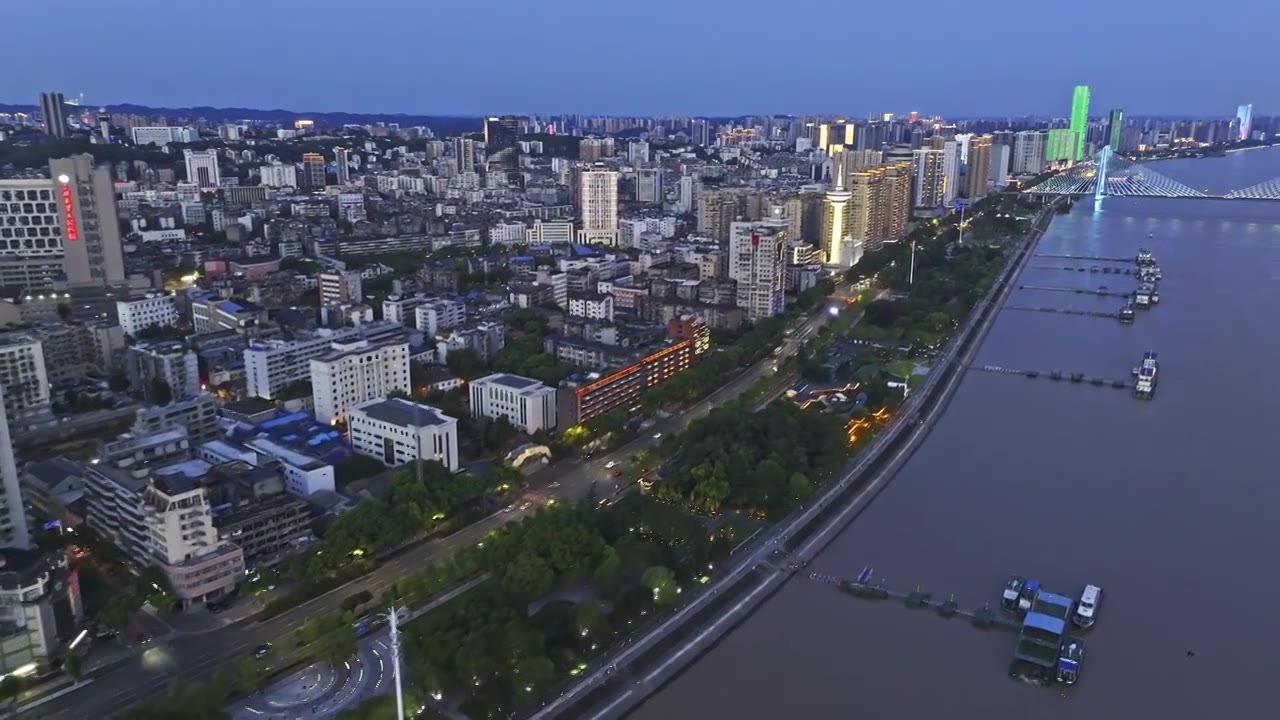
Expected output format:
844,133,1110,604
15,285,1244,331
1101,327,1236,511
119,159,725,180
0,102,485,135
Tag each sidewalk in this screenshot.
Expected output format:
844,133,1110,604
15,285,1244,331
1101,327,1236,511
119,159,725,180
159,595,265,635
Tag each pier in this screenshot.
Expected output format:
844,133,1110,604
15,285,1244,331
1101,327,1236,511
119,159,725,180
1004,305,1121,320
1033,253,1133,263
1018,284,1132,298
1029,264,1137,275
804,572,1021,632
968,364,1131,389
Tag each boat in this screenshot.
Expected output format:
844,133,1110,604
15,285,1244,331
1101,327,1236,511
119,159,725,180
1119,305,1135,323
1134,351,1158,399
1136,248,1154,265
1018,579,1040,613
1073,584,1103,628
1134,285,1152,307
1056,637,1086,685
1002,576,1026,611
1150,289,1160,304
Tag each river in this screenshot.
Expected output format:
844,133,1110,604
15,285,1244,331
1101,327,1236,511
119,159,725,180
630,147,1280,720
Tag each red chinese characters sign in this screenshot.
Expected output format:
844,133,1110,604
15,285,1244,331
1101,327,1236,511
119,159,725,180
61,182,78,241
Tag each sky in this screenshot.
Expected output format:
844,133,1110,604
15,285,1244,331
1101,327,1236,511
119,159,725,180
7,0,1275,118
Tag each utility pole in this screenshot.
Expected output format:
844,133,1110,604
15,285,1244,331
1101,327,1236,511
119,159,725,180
956,202,966,246
389,605,406,720
909,239,917,286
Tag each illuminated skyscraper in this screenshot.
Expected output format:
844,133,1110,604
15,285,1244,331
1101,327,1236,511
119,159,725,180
821,153,854,266
1070,86,1090,161
302,152,326,188
1107,109,1124,150
966,135,992,200
578,168,619,245
912,148,946,208
1237,104,1253,141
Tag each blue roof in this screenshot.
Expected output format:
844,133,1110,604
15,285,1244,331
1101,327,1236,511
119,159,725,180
1036,591,1074,609
512,256,534,262
572,244,597,256
258,410,311,431
1023,612,1067,636
219,300,243,312
1057,658,1079,671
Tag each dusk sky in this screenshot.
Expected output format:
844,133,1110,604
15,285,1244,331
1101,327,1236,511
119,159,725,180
8,0,1273,118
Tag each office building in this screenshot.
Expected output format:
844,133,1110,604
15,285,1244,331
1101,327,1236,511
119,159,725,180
913,148,947,207
302,153,326,188
578,168,619,245
990,144,1011,188
636,168,663,203
243,326,378,399
1013,131,1047,175
117,292,180,337
1070,85,1091,161
484,116,521,182
558,339,696,426
469,373,557,434
0,334,52,425
125,340,201,402
0,177,68,288
822,153,854,266
526,220,575,245
349,398,459,471
259,162,297,188
334,147,351,185
183,149,221,190
1108,109,1124,150
728,219,787,320
39,92,68,138
1046,128,1076,164
310,339,410,424
966,135,993,199
1237,104,1253,141
414,299,465,335
49,155,127,291
818,122,855,154
453,138,476,174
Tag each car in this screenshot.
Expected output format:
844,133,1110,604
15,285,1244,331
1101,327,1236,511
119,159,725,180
207,601,226,614
519,502,532,511
137,633,152,645
253,643,273,659
604,460,618,469
1073,584,1103,628
652,432,663,440
611,469,623,478
549,482,561,489
502,505,514,513
1056,637,1085,685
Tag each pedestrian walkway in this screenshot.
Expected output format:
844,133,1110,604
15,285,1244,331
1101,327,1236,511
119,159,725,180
160,595,264,635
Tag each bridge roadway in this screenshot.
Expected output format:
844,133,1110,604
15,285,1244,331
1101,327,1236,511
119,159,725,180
528,206,1052,720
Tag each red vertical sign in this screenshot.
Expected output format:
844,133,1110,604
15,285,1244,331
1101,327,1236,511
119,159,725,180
61,182,78,241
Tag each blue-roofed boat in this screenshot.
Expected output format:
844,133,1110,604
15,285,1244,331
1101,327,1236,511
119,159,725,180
1056,637,1085,684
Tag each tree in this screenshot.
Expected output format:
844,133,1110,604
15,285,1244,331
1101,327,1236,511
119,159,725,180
108,368,131,392
514,655,555,694
591,546,623,596
317,627,358,666
445,348,485,380
502,553,555,597
96,592,142,632
789,472,813,504
642,566,678,606
334,454,387,488
148,378,174,405
65,653,83,682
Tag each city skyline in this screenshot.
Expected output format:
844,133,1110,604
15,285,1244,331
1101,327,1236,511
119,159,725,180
3,0,1270,118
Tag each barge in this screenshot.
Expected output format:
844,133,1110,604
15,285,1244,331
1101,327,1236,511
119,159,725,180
1009,589,1075,686
1134,351,1158,399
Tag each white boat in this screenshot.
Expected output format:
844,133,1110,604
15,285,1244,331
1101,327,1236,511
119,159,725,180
1073,584,1103,628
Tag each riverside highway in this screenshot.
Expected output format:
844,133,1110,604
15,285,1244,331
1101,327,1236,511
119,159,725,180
21,297,845,720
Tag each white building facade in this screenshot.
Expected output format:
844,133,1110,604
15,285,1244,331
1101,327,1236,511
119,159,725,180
728,219,787,322
117,292,180,337
578,168,619,245
310,340,411,424
468,373,557,434
349,398,459,471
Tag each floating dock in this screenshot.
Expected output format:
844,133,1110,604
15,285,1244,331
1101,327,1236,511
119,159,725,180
804,571,1021,632
1033,253,1133,263
1028,264,1137,276
1018,284,1132,298
969,364,1130,389
1004,305,1121,320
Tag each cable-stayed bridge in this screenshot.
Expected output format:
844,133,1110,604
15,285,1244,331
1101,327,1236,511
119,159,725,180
1022,146,1280,200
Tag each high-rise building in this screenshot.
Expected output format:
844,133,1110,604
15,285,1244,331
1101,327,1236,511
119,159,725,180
990,144,1011,188
1108,109,1124,150
912,148,947,207
822,153,854,266
39,92,67,139
636,168,663,203
0,334,52,425
125,340,201,402
259,162,298,188
966,135,992,200
728,219,787,322
1012,131,1047,175
1046,128,1076,163
453,137,476,174
183,149,221,189
334,147,351,185
0,394,29,549
1070,85,1091,161
818,122,856,154
319,269,363,307
302,152,326,188
578,168,619,245
1237,104,1253,141
310,339,411,424
484,115,521,182
49,155,127,289
846,162,913,257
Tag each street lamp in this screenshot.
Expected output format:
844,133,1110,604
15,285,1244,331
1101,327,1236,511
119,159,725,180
956,201,966,246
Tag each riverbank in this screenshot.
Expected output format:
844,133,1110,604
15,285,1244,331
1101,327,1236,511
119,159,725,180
533,202,1057,720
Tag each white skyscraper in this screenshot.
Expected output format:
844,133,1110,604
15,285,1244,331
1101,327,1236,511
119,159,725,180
334,147,351,185
942,140,961,204
1012,131,1047,176
728,219,787,322
310,339,411,424
822,152,854,266
1237,104,1253,141
578,168,619,245
990,144,1011,188
0,386,30,549
913,148,947,208
183,149,221,189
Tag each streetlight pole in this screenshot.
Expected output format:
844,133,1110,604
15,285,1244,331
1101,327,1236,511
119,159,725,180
389,605,406,720
957,203,966,246
908,239,916,286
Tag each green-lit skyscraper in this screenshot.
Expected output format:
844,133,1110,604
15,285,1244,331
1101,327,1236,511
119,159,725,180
1108,108,1123,150
1070,85,1090,161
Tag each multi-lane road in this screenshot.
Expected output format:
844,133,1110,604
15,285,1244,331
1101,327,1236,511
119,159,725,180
21,300,843,720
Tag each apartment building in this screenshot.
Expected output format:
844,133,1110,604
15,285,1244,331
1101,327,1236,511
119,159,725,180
310,340,411,424
124,340,200,402
117,292,180,337
414,299,466,335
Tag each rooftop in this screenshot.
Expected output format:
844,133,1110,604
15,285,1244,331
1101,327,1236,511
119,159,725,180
475,373,546,392
353,398,456,428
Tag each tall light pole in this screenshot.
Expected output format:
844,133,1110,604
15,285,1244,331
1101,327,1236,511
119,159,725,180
956,201,966,246
388,605,406,720
908,239,917,286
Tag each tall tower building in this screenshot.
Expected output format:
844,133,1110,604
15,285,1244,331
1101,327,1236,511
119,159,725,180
49,155,126,288
966,135,992,200
1070,85,1091,161
727,219,787,322
846,162,912,259
39,92,67,139
818,122,856,154
0,390,30,549
334,147,351,185
484,115,521,182
821,153,854,267
578,168,619,245
942,141,961,203
912,148,947,208
636,168,663,203
1012,131,1047,175
183,149,221,189
454,137,476,174
302,152,326,188
1237,104,1253,141
1107,109,1124,150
